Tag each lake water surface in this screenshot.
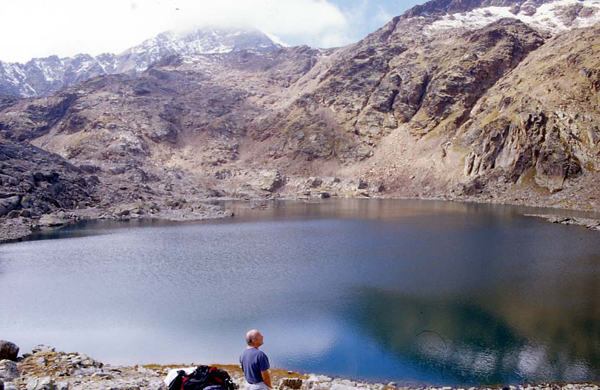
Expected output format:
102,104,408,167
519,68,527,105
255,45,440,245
1,199,599,385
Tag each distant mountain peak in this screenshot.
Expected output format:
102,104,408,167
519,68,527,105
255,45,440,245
0,27,281,98
120,27,281,73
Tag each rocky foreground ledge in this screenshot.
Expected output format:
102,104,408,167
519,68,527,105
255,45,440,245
0,342,598,390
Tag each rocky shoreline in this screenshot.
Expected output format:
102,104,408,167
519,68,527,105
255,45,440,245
3,194,600,244
0,342,598,390
524,214,600,231
0,201,235,244
9,189,600,245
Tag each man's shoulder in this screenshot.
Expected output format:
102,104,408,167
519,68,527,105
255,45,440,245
241,348,268,359
241,348,258,357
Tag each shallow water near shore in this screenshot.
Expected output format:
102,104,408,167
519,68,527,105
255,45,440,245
1,199,599,386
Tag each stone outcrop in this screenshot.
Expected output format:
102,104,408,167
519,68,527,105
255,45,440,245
9,345,135,390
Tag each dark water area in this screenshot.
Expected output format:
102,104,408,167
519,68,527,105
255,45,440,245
1,199,599,386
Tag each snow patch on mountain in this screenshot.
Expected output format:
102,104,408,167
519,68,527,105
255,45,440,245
426,0,600,34
35,58,62,82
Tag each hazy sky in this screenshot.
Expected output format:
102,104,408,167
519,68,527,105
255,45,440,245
0,0,426,63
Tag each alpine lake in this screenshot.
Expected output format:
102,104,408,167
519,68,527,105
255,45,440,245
1,199,599,386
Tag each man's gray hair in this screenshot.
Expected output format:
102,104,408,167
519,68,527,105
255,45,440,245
246,329,259,345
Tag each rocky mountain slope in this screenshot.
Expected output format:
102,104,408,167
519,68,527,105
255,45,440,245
1,0,600,237
0,28,280,98
0,140,100,216
457,22,600,205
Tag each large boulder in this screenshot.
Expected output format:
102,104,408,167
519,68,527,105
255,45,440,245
256,170,286,192
112,203,144,218
0,342,18,361
38,214,68,227
0,360,18,382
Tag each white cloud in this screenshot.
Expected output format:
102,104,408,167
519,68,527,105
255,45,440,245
0,0,351,63
318,31,353,48
306,0,396,48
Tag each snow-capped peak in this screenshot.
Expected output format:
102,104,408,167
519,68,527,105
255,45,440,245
0,27,282,98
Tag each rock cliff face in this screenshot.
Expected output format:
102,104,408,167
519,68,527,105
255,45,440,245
457,23,600,206
1,0,600,228
256,18,545,162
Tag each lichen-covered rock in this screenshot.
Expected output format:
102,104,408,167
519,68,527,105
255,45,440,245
0,361,18,382
26,377,54,390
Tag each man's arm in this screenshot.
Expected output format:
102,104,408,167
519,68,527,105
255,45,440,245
261,370,271,388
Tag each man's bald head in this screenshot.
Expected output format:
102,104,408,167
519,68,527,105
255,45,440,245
245,329,264,347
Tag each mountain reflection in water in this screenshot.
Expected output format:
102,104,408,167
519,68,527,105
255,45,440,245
352,287,599,384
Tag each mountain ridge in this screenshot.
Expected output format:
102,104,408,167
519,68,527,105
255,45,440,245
2,0,599,99
0,27,281,98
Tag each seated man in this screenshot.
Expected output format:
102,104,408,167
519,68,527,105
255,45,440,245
240,329,272,390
